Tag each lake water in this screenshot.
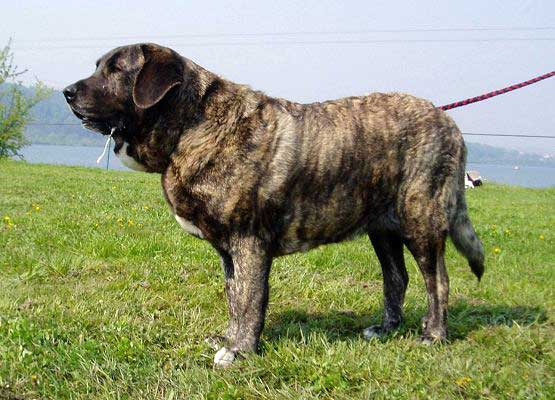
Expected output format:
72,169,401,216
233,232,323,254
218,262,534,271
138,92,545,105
18,143,129,171
14,144,555,188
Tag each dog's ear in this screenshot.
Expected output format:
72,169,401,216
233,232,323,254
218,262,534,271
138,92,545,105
133,44,183,109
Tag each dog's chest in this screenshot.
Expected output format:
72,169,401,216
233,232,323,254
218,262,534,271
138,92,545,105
115,142,147,172
161,170,209,240
174,214,204,238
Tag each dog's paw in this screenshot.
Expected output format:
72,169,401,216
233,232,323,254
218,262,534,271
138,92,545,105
419,334,446,346
362,325,384,340
214,347,236,368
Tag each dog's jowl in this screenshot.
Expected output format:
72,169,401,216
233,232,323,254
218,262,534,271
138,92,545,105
64,43,485,367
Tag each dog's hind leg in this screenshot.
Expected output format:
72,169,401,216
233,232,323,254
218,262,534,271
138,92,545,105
214,239,272,367
406,233,449,344
363,232,408,339
402,201,450,344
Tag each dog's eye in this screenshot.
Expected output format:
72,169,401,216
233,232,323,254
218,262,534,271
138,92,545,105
110,63,123,73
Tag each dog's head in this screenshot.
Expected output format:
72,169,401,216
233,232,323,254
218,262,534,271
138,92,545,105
64,43,185,136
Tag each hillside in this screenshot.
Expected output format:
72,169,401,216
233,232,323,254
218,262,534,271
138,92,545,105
4,83,554,166
466,141,554,167
12,84,105,147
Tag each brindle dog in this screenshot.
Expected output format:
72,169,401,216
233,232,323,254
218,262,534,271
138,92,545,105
64,43,485,367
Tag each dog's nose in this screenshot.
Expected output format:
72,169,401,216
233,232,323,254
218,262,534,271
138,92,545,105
63,84,78,101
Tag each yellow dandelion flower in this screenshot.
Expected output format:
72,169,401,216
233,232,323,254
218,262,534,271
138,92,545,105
3,215,10,222
34,206,40,211
539,235,545,240
455,376,472,386
504,229,510,235
493,247,501,254
128,219,134,226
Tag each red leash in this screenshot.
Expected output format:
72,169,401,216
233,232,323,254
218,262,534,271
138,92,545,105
438,70,555,111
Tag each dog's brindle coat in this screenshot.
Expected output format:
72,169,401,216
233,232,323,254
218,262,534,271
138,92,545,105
64,43,485,367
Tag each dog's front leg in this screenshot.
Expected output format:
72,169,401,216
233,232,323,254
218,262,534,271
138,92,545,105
214,239,271,367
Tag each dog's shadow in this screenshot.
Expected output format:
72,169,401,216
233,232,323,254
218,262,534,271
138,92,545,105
265,300,547,343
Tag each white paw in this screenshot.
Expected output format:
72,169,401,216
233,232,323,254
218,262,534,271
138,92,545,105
362,326,382,340
214,347,236,367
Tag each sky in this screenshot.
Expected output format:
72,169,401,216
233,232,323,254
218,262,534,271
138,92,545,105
2,0,554,154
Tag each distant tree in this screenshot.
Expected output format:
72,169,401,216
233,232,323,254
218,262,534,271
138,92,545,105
0,40,51,158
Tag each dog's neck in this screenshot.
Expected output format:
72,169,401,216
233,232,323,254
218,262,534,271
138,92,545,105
131,65,263,174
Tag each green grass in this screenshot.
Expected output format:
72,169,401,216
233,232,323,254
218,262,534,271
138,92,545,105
1,160,554,399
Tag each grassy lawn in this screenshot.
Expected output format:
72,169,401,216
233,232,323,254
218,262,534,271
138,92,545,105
1,160,554,399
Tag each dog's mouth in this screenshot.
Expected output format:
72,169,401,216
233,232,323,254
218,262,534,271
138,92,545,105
70,108,115,136
82,117,111,135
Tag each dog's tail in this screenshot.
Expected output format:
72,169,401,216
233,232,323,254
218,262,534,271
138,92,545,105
449,153,485,281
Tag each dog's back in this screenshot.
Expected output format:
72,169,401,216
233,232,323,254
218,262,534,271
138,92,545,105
250,93,472,257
